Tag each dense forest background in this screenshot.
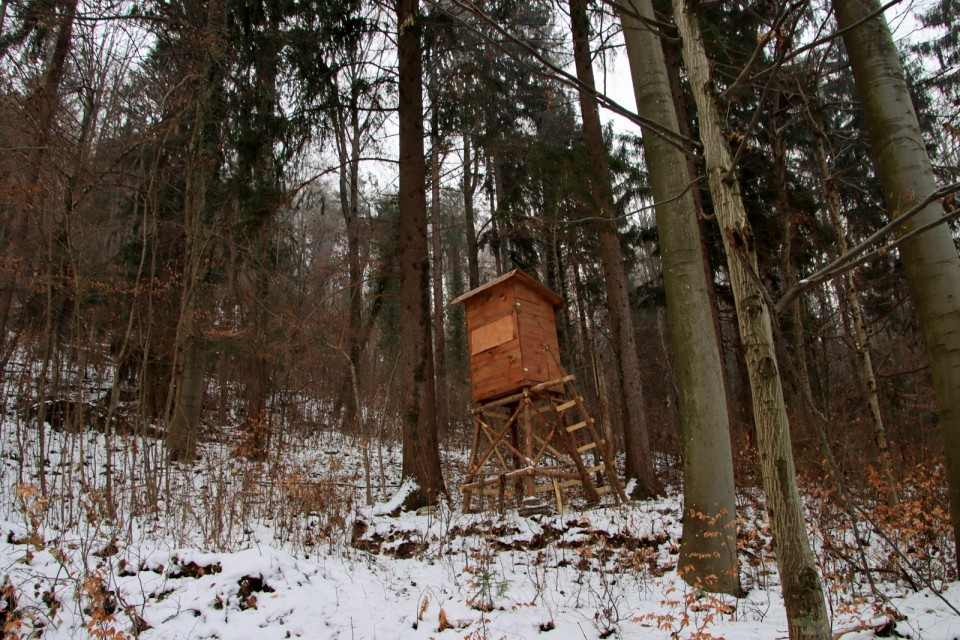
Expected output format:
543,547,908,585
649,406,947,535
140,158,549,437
1,0,959,635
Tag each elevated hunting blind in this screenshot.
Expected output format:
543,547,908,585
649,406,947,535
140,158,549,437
452,269,564,403
452,270,626,513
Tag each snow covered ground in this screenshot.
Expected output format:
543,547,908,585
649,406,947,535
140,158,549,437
0,414,957,639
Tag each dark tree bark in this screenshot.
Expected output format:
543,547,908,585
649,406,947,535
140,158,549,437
462,134,481,290
239,2,283,461
569,0,662,497
166,0,227,461
396,0,446,510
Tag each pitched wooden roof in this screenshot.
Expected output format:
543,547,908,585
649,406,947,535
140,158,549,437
451,269,564,308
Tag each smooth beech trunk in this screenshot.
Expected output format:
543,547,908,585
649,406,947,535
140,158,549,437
672,0,830,636
396,0,446,510
833,0,960,560
569,0,661,498
617,0,739,594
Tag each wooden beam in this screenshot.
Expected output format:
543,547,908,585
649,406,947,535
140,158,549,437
529,374,576,393
566,420,588,433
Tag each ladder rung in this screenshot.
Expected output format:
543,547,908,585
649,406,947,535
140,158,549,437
556,400,577,413
566,420,588,433
577,441,599,453
585,464,605,473
595,485,613,495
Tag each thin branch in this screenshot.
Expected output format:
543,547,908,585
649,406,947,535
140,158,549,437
736,0,908,90
427,0,700,157
776,181,960,314
599,0,679,42
719,0,808,101
850,502,960,617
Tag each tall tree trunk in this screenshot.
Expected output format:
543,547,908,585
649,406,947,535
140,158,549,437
166,0,226,461
617,0,738,593
833,0,960,547
430,129,448,433
397,0,446,510
672,0,831,636
333,72,365,435
490,155,508,273
462,134,480,290
769,86,816,440
241,8,283,461
569,0,661,498
573,263,600,414
168,335,206,459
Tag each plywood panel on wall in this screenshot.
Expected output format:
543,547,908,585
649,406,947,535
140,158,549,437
470,313,517,355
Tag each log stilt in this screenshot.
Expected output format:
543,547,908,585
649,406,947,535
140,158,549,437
460,370,625,512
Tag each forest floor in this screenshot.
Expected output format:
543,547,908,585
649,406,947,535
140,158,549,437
0,402,957,639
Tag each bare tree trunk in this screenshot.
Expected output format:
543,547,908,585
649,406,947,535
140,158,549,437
618,0,738,593
331,66,366,437
166,0,226,461
833,0,960,559
672,0,830,636
569,0,661,497
462,134,480,290
397,0,446,510
168,335,205,460
768,87,817,441
241,10,282,461
833,0,960,543
490,155,508,274
430,130,448,432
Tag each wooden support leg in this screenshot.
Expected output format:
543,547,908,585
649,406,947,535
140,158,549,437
522,397,535,499
463,415,483,512
510,410,523,504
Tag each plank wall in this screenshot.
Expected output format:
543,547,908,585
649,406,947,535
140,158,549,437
465,278,563,403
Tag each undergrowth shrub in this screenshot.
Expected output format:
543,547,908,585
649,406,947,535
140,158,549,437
805,457,956,607
872,460,956,589
269,456,354,551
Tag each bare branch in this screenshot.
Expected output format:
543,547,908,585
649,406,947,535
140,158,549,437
776,181,960,314
425,0,700,157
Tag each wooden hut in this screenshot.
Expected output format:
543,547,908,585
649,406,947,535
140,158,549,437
452,270,626,513
452,269,565,404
